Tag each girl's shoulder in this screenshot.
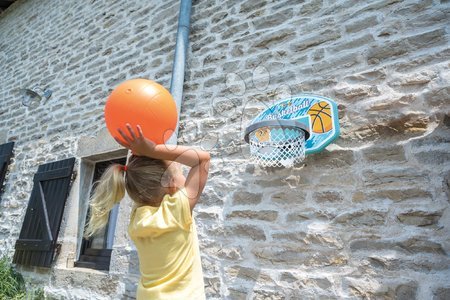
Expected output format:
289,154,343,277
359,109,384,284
128,188,192,236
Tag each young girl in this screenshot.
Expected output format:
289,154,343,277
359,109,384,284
85,124,210,300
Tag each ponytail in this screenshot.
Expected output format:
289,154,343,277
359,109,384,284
84,164,125,238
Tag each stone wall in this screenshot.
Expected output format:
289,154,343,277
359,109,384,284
0,0,449,299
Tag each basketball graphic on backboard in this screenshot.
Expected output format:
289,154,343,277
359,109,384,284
307,101,333,133
255,127,271,142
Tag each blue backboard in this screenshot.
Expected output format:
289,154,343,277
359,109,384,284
250,94,340,154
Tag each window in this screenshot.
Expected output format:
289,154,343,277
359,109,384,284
0,141,14,202
75,157,126,271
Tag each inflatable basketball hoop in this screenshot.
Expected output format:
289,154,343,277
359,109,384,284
244,94,340,168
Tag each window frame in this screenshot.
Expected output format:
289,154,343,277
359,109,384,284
75,150,127,271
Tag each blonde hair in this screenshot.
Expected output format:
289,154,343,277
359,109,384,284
84,155,170,238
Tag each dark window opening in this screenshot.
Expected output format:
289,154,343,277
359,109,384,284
0,141,14,202
75,157,126,271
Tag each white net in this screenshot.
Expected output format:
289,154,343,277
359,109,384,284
248,125,306,168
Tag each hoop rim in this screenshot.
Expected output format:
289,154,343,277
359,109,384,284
244,119,310,143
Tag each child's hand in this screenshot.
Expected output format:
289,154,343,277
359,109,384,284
115,124,156,156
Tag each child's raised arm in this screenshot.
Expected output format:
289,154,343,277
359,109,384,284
116,124,210,210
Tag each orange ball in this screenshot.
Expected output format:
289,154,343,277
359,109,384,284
104,79,178,144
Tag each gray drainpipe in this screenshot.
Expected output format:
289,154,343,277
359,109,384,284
106,0,192,248
168,0,192,145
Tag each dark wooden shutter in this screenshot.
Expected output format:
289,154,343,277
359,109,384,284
0,141,14,200
13,157,75,268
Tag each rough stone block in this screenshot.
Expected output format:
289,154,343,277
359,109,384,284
406,28,447,50
433,287,450,300
345,68,386,83
352,113,430,141
332,34,375,52
394,0,433,14
239,0,267,13
368,254,450,272
363,167,428,188
333,209,387,226
204,276,221,298
313,191,344,203
352,191,366,202
311,48,324,61
414,150,450,165
252,29,296,49
253,178,290,188
367,40,411,64
226,224,266,241
400,237,446,255
211,11,228,24
444,171,450,203
129,64,147,76
222,23,250,40
226,210,278,221
280,272,332,290
367,94,416,111
273,231,343,249
252,9,293,30
150,4,179,26
422,87,450,107
306,149,356,169
192,36,216,52
395,284,418,300
348,0,402,17
334,83,380,101
350,237,446,255
196,211,219,221
201,240,243,261
395,48,450,72
410,119,450,149
199,192,223,206
227,287,248,300
311,52,362,74
287,210,336,223
405,10,449,29
388,70,437,87
367,188,432,202
201,256,221,275
252,289,286,300
244,52,275,68
291,29,341,52
344,277,418,300
226,265,274,286
270,190,306,205
362,145,406,162
271,231,307,243
345,16,378,33
232,190,263,205
252,245,347,266
203,53,226,66
397,210,442,226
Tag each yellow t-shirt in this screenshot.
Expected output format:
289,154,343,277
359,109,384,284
128,188,205,300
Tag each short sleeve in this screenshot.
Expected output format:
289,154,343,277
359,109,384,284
166,188,192,230
128,189,193,238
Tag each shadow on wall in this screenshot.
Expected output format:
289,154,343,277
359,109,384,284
123,249,140,299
